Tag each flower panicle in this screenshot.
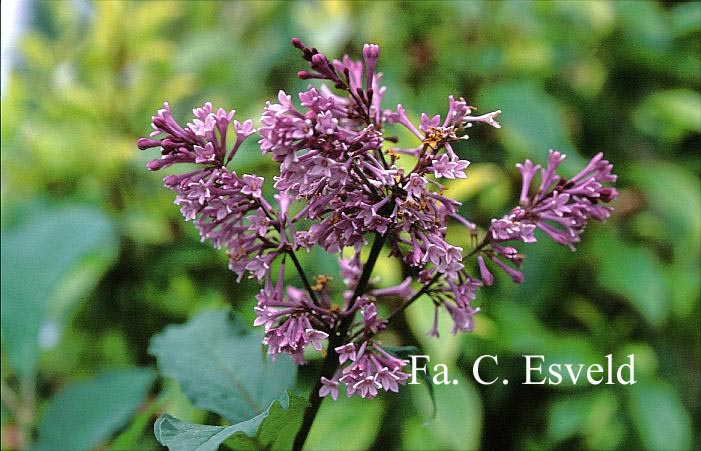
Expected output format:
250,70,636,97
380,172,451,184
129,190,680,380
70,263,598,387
137,38,617,400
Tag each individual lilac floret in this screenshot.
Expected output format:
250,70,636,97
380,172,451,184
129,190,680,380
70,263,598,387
319,377,340,401
430,277,482,334
429,154,470,179
477,255,494,286
362,44,379,91
335,343,357,364
360,302,386,335
370,277,414,299
390,96,501,151
490,208,537,243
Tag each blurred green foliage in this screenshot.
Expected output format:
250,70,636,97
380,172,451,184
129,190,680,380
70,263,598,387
1,1,699,450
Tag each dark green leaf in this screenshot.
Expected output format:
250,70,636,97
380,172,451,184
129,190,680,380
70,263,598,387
592,231,669,326
227,392,307,450
403,371,482,450
305,395,385,451
628,161,701,252
548,394,592,442
2,207,117,376
479,81,584,170
109,392,164,451
148,310,296,423
669,2,701,37
628,381,692,450
548,390,623,448
155,414,256,451
1,205,118,378
155,392,306,451
633,89,701,143
34,368,155,451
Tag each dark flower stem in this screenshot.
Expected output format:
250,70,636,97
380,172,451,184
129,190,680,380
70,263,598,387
290,335,342,451
287,249,320,306
292,233,386,451
346,233,386,312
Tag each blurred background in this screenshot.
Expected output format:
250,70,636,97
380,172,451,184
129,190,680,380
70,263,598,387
1,1,699,450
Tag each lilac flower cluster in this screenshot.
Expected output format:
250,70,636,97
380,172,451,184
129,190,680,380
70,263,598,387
481,150,618,285
320,341,408,400
138,38,617,400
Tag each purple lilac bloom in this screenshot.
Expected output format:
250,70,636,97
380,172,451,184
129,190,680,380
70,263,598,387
322,341,409,399
479,150,617,283
138,38,617,400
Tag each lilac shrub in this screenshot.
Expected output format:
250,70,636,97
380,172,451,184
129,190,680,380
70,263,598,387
138,39,617,405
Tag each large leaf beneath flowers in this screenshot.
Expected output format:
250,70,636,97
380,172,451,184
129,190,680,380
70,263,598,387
226,391,307,450
155,391,306,451
1,205,118,378
148,310,296,423
34,368,155,451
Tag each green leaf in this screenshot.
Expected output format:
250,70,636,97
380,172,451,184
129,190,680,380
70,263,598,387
109,392,165,451
227,392,307,450
548,390,623,448
628,161,701,253
479,80,584,170
501,237,570,309
384,345,436,419
669,2,701,37
155,414,254,451
34,368,156,451
591,231,669,327
1,205,118,378
148,310,296,423
548,394,593,442
403,371,482,451
628,381,692,450
306,395,385,451
155,392,306,451
633,89,701,143
628,161,700,317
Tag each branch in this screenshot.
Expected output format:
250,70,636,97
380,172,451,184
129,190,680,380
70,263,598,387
287,249,320,306
346,233,386,312
292,233,386,451
351,164,382,198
